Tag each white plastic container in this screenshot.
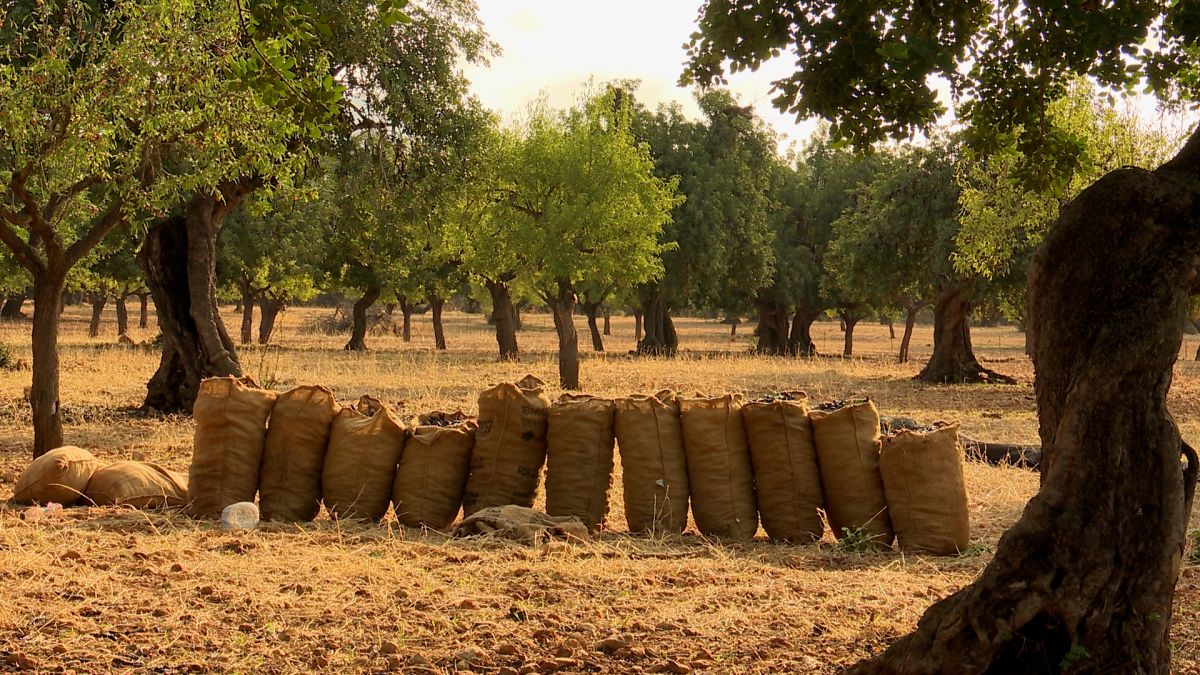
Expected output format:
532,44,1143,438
220,502,260,530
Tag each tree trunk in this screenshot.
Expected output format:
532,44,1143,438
30,272,66,457
115,292,129,337
140,189,249,413
87,294,107,338
853,150,1200,672
399,297,413,343
582,301,604,352
886,317,896,339
840,310,860,357
137,293,149,329
916,285,1014,383
258,297,283,345
1,292,26,320
345,285,380,351
511,302,524,332
633,307,643,344
730,319,738,337
430,295,447,350
899,305,920,364
549,280,581,390
239,283,255,345
636,289,678,356
486,279,519,360
788,305,821,357
603,309,611,336
755,299,791,355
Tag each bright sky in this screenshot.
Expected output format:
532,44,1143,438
460,0,820,152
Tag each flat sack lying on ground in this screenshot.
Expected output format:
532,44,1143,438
881,423,971,555
392,418,477,529
12,445,104,506
259,385,340,522
188,377,277,518
85,460,188,509
743,394,825,543
454,504,589,544
322,396,407,522
810,400,895,548
545,394,616,531
680,393,758,541
462,375,551,516
614,390,690,534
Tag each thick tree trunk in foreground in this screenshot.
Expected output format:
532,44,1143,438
486,279,519,360
30,274,66,457
854,148,1200,673
345,285,380,351
637,290,677,356
582,301,604,352
548,281,580,389
140,189,250,413
137,292,149,329
430,296,447,350
258,297,283,345
87,294,107,338
755,299,791,355
899,305,920,364
1,292,26,320
115,292,130,337
916,285,1014,383
788,305,821,357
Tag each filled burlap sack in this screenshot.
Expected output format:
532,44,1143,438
881,423,970,555
84,461,188,509
12,446,104,506
259,385,340,522
461,375,551,516
743,394,825,543
679,393,758,541
322,397,407,521
545,394,616,531
614,390,690,534
187,377,277,518
392,418,477,529
809,399,894,548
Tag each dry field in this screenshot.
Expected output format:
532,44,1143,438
2,304,1200,674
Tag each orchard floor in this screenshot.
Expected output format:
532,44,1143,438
2,304,1200,673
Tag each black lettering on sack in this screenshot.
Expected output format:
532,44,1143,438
478,420,493,435
516,465,537,478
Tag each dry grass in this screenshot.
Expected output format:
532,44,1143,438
0,304,1198,673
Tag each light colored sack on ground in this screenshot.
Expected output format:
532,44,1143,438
392,419,477,529
12,446,104,506
187,377,277,518
679,393,758,541
545,394,616,531
462,375,551,516
84,461,188,509
743,394,825,543
614,390,690,534
322,396,407,521
259,385,340,522
454,505,589,545
810,399,894,548
881,423,970,555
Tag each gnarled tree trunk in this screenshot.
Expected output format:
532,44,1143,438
345,285,380,351
637,289,677,356
788,305,821,357
87,293,107,338
582,300,604,352
899,305,921,364
486,278,519,360
916,284,1013,383
258,296,284,345
430,295,447,350
548,280,580,389
30,273,67,456
1,292,26,320
853,144,1200,673
755,298,791,355
140,188,251,413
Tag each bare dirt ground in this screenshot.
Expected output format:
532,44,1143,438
1,304,1199,674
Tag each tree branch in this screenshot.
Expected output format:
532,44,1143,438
0,217,44,274
65,199,125,268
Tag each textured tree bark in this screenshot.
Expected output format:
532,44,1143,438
345,285,380,351
486,279,519,360
115,290,130,336
137,292,149,329
258,297,284,345
916,285,1014,383
637,289,678,355
87,294,106,338
1,292,26,320
788,305,821,357
430,295,447,350
548,280,580,389
853,143,1200,673
30,272,66,457
755,298,791,355
140,188,250,413
899,305,920,364
582,300,604,352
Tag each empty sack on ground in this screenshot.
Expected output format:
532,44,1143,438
392,418,477,529
12,446,105,506
743,394,825,543
809,399,894,548
880,423,970,555
85,461,188,509
614,390,690,534
545,394,616,531
259,385,340,522
462,375,551,516
188,377,277,518
679,393,758,541
322,396,407,521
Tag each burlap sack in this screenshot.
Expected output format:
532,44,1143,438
679,394,758,541
613,390,690,534
392,419,477,529
322,397,407,521
881,423,970,555
809,399,894,548
743,395,825,543
12,446,104,505
545,394,616,531
84,461,188,509
259,385,340,522
187,377,277,518
462,375,550,516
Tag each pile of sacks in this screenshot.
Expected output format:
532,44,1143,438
10,446,189,510
8,375,971,555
